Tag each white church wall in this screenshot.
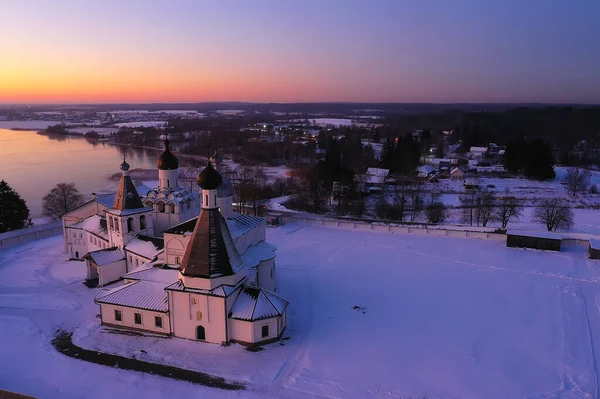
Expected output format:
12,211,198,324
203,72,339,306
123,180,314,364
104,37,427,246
65,227,87,259
251,316,280,343
229,319,254,343
169,291,228,344
98,259,126,287
100,303,171,335
180,271,245,291
164,233,191,265
159,169,179,190
256,259,276,292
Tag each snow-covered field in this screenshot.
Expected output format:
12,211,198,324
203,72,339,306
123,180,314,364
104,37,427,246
2,225,600,398
113,121,167,128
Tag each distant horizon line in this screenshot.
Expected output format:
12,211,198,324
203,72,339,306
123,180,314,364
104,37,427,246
1,101,599,107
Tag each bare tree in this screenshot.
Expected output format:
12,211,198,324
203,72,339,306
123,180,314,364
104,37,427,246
564,167,591,196
532,198,574,231
495,195,523,230
426,189,447,224
459,188,477,226
43,182,84,220
179,163,201,192
408,178,424,222
474,189,496,227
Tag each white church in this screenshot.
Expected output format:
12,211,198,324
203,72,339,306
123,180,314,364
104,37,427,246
62,140,288,346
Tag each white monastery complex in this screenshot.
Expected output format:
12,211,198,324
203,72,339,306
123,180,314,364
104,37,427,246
61,139,288,346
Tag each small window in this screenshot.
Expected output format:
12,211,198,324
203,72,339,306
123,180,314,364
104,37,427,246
73,232,76,237
176,256,181,265
134,313,142,325
79,233,82,238
196,311,202,321
89,236,92,243
135,258,139,266
167,179,170,188
127,217,134,233
129,255,133,264
270,267,273,279
170,204,175,214
140,215,146,229
114,309,122,321
158,202,165,213
261,325,269,338
154,316,163,328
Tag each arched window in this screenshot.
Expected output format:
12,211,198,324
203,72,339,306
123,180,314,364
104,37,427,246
140,215,146,230
170,204,176,214
109,217,113,231
145,201,153,209
187,201,191,210
157,202,165,213
114,218,119,232
127,217,134,233
196,325,205,340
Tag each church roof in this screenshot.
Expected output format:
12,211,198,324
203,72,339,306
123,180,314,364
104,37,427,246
124,235,164,260
157,137,179,170
69,214,108,239
84,247,124,266
123,263,179,284
163,213,265,240
229,286,288,321
178,208,244,279
95,280,169,312
113,173,145,211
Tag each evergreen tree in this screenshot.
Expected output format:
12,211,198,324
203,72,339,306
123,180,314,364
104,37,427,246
0,180,32,233
503,135,527,173
524,139,555,180
380,138,394,169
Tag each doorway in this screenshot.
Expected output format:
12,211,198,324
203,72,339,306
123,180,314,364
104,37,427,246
196,325,205,340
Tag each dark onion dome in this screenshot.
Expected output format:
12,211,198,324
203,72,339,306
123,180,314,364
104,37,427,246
217,175,234,197
157,137,179,170
120,159,130,171
196,161,222,190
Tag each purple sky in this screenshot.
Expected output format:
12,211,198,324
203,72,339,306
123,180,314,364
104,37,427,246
1,0,599,103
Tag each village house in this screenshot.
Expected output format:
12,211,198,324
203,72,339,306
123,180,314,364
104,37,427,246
450,167,465,180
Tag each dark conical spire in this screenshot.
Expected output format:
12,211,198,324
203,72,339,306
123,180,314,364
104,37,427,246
113,159,144,211
157,136,179,170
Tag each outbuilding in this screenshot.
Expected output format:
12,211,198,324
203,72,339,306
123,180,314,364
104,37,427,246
506,230,562,251
589,239,600,259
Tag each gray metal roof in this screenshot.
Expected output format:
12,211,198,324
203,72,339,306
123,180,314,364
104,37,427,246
95,280,169,312
229,286,288,321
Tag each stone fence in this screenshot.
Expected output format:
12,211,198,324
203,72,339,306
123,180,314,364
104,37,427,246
0,222,63,249
279,213,596,247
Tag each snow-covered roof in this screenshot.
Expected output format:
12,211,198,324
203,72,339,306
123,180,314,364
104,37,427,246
95,280,169,312
123,264,179,283
450,167,464,174
125,235,164,260
416,165,435,175
229,286,288,321
165,279,238,297
507,230,563,240
589,239,600,250
69,214,108,239
163,213,265,240
85,248,124,266
362,168,389,185
242,242,277,268
470,146,487,153
226,213,266,239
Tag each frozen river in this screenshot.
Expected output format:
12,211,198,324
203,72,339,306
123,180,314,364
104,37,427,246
0,128,159,217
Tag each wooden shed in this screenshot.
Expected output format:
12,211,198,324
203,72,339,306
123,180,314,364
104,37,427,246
267,213,284,227
589,239,600,259
506,230,562,251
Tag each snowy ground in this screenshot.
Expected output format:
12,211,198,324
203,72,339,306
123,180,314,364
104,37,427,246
3,226,600,398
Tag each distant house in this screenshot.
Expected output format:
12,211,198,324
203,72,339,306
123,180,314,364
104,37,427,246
589,239,600,259
357,168,390,192
469,146,488,159
450,168,464,180
438,160,451,172
416,165,436,179
463,179,479,189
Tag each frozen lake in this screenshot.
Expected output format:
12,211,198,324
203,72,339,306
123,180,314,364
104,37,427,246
0,129,159,217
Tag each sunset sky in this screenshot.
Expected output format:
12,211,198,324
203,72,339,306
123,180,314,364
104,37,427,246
1,0,599,104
